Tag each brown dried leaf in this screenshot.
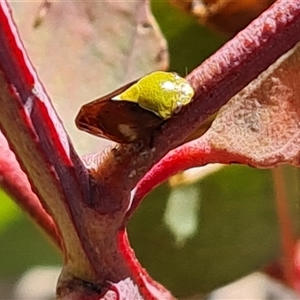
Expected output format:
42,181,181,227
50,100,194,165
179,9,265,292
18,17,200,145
9,0,168,154
207,42,300,167
169,0,276,35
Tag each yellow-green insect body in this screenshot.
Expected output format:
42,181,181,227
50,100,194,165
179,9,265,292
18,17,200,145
112,71,194,119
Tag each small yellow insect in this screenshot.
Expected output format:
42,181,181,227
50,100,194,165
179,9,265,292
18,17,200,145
112,71,194,119
76,71,197,143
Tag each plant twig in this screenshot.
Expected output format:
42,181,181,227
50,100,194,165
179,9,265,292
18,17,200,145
93,0,300,214
0,0,101,285
0,2,175,298
0,131,62,249
1,0,300,299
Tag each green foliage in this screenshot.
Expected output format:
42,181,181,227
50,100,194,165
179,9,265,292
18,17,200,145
151,0,226,73
0,191,60,278
128,166,280,296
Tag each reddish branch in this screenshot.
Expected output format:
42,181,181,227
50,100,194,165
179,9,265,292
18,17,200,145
0,0,100,289
0,1,174,299
97,0,300,216
125,135,260,222
0,131,62,249
272,168,297,288
0,0,300,299
124,137,229,221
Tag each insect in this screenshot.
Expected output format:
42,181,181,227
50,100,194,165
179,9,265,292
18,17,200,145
112,71,194,119
76,71,194,143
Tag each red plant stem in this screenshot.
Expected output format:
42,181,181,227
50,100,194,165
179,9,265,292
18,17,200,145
0,0,96,280
0,2,177,298
0,131,62,249
272,167,297,287
0,1,90,203
97,0,300,214
116,230,174,300
155,0,300,154
125,136,248,222
1,0,300,298
0,1,62,246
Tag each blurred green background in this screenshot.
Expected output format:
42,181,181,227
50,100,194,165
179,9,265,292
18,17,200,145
0,0,299,298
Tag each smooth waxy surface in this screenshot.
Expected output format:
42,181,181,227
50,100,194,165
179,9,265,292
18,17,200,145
112,71,194,119
76,72,195,144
